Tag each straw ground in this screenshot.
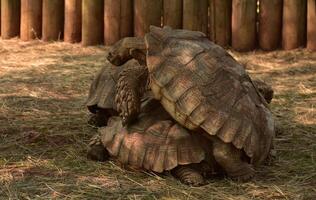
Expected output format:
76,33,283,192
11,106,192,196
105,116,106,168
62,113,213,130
0,39,315,200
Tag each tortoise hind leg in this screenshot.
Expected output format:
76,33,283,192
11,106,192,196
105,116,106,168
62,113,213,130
171,165,206,186
212,138,255,182
87,135,109,162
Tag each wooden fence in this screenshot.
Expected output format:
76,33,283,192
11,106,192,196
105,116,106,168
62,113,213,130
0,0,315,51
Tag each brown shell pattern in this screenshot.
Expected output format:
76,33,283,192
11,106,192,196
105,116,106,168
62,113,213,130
145,27,275,165
99,99,206,173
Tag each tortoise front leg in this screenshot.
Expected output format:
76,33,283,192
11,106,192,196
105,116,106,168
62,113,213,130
116,65,149,125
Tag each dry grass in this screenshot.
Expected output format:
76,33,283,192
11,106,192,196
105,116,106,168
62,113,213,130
0,38,315,200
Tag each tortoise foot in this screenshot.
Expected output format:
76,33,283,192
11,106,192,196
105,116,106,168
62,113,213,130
87,135,109,162
87,144,109,162
227,163,255,182
171,165,206,187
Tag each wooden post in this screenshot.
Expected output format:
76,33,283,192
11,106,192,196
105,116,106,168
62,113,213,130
0,1,1,36
20,0,42,41
104,0,133,45
258,0,283,50
209,0,232,47
232,0,257,51
134,0,162,37
183,0,208,34
82,0,104,46
282,0,307,50
307,0,316,50
64,0,82,43
163,0,182,28
1,0,20,39
42,0,64,41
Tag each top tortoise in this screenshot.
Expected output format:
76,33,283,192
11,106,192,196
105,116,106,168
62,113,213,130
107,26,275,181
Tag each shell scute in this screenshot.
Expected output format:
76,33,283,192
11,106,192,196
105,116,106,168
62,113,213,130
99,101,206,173
200,110,229,136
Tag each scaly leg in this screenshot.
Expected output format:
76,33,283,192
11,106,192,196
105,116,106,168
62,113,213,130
171,165,206,186
115,65,149,125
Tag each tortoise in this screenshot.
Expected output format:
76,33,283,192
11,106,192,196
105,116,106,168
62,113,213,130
87,54,273,127
88,97,220,186
106,26,275,181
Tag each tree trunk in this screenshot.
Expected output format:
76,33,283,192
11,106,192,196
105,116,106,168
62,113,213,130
183,0,208,34
209,0,232,47
64,0,82,43
104,0,133,45
82,0,104,46
232,0,257,51
282,0,307,50
42,0,64,41
134,0,162,37
307,0,316,50
259,0,283,50
163,0,182,28
1,0,20,39
20,0,42,41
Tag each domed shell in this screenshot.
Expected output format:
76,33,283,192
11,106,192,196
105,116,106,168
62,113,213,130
98,99,206,173
144,26,275,165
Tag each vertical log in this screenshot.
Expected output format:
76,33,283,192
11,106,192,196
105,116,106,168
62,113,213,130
307,0,316,50
134,0,162,37
64,0,82,43
163,0,182,28
183,0,208,34
259,0,283,50
232,0,257,51
282,0,307,50
1,0,20,39
42,0,64,41
104,0,133,45
0,1,1,36
82,0,104,46
20,0,42,41
209,0,232,47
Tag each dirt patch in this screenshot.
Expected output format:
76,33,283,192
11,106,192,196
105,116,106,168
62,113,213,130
0,39,315,199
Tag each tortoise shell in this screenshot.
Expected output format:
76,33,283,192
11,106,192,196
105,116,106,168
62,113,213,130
86,59,139,114
144,26,275,165
98,98,208,173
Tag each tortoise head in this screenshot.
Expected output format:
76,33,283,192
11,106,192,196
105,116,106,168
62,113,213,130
107,37,146,66
107,39,133,66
